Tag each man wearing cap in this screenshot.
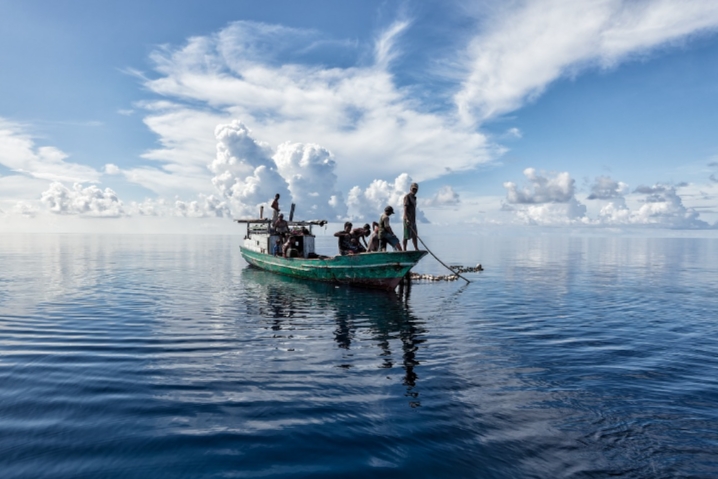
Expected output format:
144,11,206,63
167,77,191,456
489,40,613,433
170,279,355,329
403,182,419,251
378,206,403,252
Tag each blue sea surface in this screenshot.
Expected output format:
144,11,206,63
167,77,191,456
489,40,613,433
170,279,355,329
1,233,717,478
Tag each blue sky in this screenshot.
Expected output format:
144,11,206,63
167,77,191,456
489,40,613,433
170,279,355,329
2,0,718,232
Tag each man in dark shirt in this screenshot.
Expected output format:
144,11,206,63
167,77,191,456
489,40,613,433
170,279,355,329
403,182,419,251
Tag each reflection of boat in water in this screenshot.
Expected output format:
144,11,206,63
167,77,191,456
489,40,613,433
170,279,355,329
241,267,425,406
237,219,427,290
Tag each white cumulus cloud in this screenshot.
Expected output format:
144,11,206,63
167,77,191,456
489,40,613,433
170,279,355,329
40,182,126,218
104,163,121,175
423,185,461,207
12,201,38,218
273,142,346,221
347,173,428,223
587,175,630,199
503,168,588,224
504,168,577,204
210,120,290,218
597,184,710,229
503,170,713,229
174,194,231,218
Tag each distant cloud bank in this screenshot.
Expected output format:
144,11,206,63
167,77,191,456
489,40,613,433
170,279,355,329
501,169,713,229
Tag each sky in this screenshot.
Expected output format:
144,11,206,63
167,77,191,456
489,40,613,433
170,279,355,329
2,0,718,234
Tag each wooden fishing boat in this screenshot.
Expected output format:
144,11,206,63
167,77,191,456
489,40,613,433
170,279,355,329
236,218,427,290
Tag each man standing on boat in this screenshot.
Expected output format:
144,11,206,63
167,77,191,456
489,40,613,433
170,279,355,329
270,194,280,225
379,206,402,252
403,183,419,251
274,213,289,240
367,222,380,252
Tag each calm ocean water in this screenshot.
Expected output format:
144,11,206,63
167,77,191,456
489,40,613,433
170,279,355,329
1,233,717,478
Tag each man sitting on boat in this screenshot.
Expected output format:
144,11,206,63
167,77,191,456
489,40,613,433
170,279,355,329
272,238,282,256
379,206,403,252
334,222,362,255
282,236,299,257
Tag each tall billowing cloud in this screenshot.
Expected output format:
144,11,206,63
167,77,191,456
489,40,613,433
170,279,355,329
210,120,290,217
456,0,718,123
347,173,428,223
272,142,346,220
40,182,125,218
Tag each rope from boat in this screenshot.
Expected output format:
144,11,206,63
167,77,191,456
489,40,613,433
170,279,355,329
410,224,471,284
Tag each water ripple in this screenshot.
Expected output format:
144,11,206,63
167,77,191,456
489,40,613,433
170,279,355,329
1,235,718,478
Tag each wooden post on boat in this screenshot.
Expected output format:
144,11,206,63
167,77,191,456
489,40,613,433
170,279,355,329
289,203,296,222
260,205,264,219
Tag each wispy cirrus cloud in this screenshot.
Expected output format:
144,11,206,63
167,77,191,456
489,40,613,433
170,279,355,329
134,20,491,195
0,119,101,183
455,0,718,123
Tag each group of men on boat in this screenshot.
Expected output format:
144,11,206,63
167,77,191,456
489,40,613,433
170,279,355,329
334,182,420,255
266,182,420,258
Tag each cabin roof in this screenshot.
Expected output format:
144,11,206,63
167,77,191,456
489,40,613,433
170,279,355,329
234,219,328,227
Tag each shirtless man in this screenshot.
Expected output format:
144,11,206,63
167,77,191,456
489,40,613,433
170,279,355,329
366,222,380,252
274,213,289,241
351,223,371,252
270,194,280,225
378,206,402,252
334,222,359,255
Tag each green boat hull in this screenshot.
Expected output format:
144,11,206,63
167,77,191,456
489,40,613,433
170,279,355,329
240,247,428,290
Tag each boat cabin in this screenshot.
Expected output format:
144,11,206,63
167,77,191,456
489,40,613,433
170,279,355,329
236,219,327,258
